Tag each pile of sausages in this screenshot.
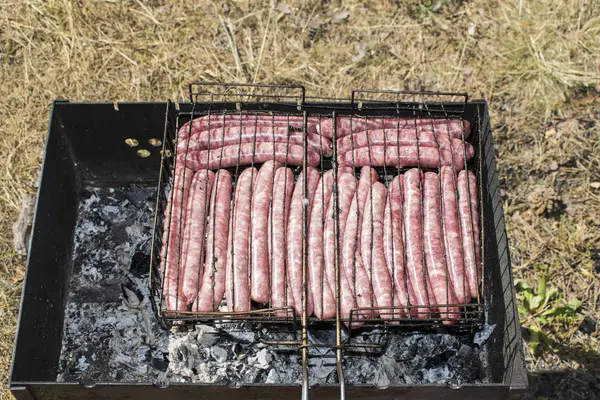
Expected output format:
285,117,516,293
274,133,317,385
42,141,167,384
161,164,480,322
174,114,473,171
160,114,480,322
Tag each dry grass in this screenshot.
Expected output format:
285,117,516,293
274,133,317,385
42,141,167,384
0,0,599,398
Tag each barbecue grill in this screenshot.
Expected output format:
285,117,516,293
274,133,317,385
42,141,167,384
9,83,528,400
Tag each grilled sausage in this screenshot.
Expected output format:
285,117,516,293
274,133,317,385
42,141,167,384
178,114,320,139
320,117,470,139
339,144,474,170
178,142,320,170
180,170,216,308
336,129,469,156
403,169,431,317
287,167,320,316
458,170,480,300
268,167,294,313
177,126,332,156
308,171,335,319
225,167,257,312
383,175,416,318
361,182,393,317
323,173,357,319
162,166,194,311
250,161,282,304
193,170,232,312
440,166,468,304
423,172,460,323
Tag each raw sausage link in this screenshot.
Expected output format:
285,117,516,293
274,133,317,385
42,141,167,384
250,161,282,304
178,143,319,170
287,167,320,316
441,166,468,304
180,170,216,308
193,170,232,311
178,115,320,139
308,171,335,319
383,175,416,318
345,167,379,320
321,117,470,139
323,173,357,319
423,172,460,323
361,182,393,317
226,168,257,312
336,129,467,156
468,171,481,286
268,167,294,313
458,170,480,299
178,126,332,156
402,169,431,317
162,166,194,311
340,144,474,170
342,191,374,323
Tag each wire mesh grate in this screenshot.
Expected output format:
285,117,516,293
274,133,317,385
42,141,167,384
149,83,486,400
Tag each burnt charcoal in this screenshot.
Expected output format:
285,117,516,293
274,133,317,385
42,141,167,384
579,316,597,334
124,184,151,209
81,188,96,199
150,355,169,372
448,344,482,383
130,251,150,277
58,185,490,387
474,324,496,346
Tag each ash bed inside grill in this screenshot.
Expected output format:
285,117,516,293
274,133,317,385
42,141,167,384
56,184,492,387
9,88,528,400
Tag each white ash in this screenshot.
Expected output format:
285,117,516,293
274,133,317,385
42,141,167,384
57,186,170,383
56,185,491,387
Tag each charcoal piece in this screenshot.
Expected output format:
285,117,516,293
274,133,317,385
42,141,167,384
150,357,169,372
124,184,151,209
130,252,150,277
474,324,496,346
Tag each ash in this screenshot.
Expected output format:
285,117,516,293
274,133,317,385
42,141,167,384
56,185,491,387
57,186,170,383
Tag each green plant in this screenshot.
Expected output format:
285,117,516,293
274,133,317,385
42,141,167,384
515,274,582,355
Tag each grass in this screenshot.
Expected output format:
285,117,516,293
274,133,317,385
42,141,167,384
0,0,599,398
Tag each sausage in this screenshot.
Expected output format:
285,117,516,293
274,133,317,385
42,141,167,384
339,144,474,170
178,114,320,139
287,167,320,316
323,173,357,319
178,142,320,170
441,166,468,304
423,172,460,323
180,170,216,308
383,175,416,319
308,171,335,319
250,161,282,304
402,169,431,316
177,126,332,156
343,167,379,320
268,167,294,313
162,166,193,311
193,170,232,312
361,182,393,317
320,117,470,139
468,171,481,283
342,191,374,323
336,129,468,156
225,167,257,312
458,170,480,300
